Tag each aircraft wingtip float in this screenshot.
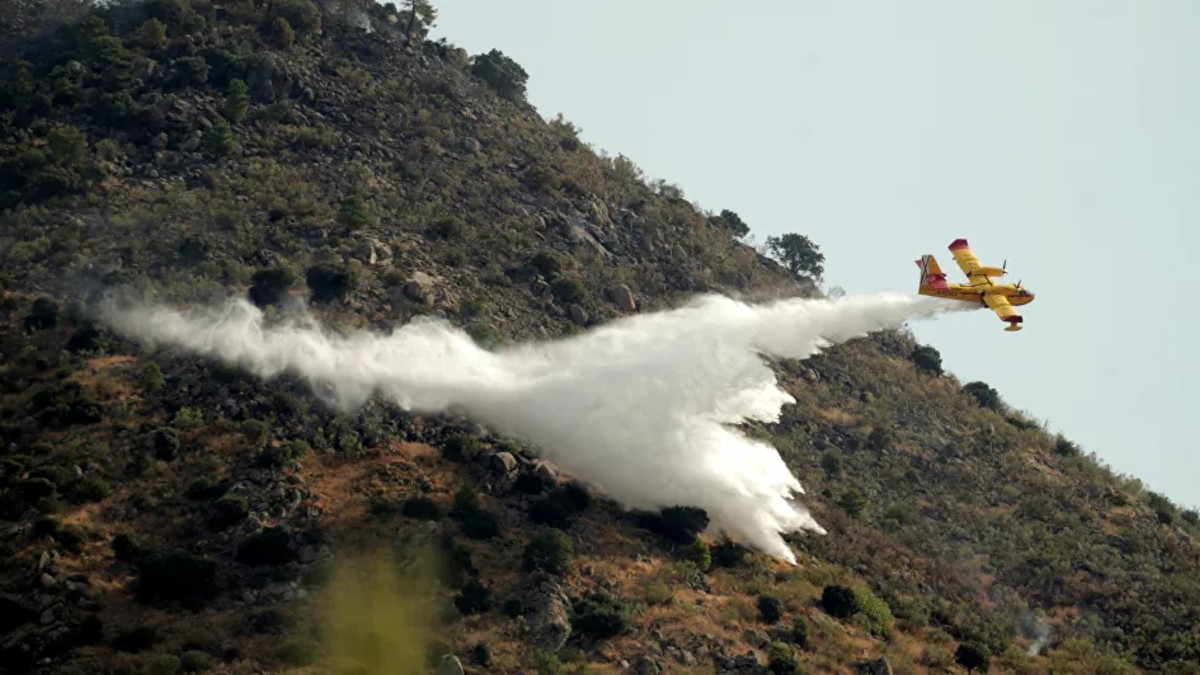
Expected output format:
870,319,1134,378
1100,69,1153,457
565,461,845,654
915,238,1034,332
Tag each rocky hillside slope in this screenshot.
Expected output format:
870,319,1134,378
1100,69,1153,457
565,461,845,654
1,2,1198,674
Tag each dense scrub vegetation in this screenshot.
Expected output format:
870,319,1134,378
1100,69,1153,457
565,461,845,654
0,1,1197,673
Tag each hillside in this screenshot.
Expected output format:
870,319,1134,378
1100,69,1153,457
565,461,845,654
1,2,1199,674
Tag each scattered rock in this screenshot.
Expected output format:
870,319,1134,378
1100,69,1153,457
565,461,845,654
632,655,664,674
568,304,588,325
490,452,517,475
716,652,769,674
403,271,438,305
855,657,893,675
514,571,571,652
298,546,317,564
587,199,613,229
530,460,557,481
356,237,393,267
608,284,637,312
436,655,464,675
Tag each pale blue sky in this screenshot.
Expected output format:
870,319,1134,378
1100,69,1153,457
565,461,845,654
430,1,1199,510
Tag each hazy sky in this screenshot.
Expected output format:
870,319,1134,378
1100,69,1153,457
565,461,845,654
430,1,1200,510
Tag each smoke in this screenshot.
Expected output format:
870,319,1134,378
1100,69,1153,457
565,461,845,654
97,291,967,563
1021,609,1051,655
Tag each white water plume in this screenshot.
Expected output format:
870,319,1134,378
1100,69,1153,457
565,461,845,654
99,291,967,562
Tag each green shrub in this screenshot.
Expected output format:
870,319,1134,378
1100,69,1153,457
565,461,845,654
911,344,943,375
460,511,500,540
550,482,591,512
268,17,295,48
236,526,297,566
24,297,58,331
789,616,809,649
469,49,529,101
766,641,798,674
820,450,842,478
71,476,112,503
47,125,87,167
204,118,237,157
136,18,169,50
820,584,894,639
209,495,248,530
1053,435,1080,457
180,650,214,672
963,381,1001,410
549,277,585,305
820,585,856,618
522,530,574,576
684,537,712,572
175,56,209,86
173,407,203,429
429,216,463,239
306,262,359,303
955,642,990,673
253,440,309,469
758,594,784,624
139,363,165,392
572,590,628,640
144,654,182,675
271,0,321,37
238,419,270,447
470,643,492,668
710,209,750,238
513,471,553,495
527,499,571,529
636,505,709,545
112,625,158,652
135,552,221,607
337,194,378,230
187,478,226,501
921,645,953,669
531,251,562,277
249,265,296,307
867,425,894,450
443,435,482,461
224,79,249,123
401,496,440,520
837,488,867,518
454,578,492,615
150,428,181,461
276,640,317,666
451,483,480,516
113,532,143,562
712,540,748,568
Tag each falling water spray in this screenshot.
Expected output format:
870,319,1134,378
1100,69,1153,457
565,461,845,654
99,291,967,562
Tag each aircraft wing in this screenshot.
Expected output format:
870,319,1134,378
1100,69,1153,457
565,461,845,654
949,239,1005,283
984,293,1024,331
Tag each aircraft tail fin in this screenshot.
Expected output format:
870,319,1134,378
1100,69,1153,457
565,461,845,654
915,254,949,290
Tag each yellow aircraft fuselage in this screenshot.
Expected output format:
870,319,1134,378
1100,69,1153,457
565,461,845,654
915,238,1035,331
917,282,1035,306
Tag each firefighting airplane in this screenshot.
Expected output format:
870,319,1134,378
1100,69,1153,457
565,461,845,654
915,238,1035,332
